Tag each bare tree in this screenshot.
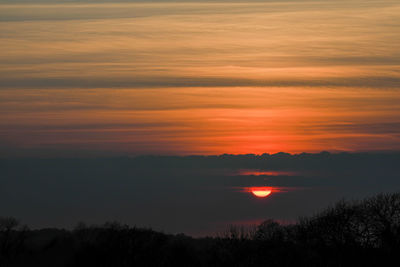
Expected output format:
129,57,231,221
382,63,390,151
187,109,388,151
0,217,28,264
360,193,400,249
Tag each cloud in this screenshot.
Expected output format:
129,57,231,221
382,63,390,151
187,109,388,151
1,85,400,156
1,75,400,90
1,152,400,235
1,1,399,92
0,1,399,94
0,1,400,235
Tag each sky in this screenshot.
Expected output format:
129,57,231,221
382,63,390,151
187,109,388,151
1,1,400,236
1,0,400,156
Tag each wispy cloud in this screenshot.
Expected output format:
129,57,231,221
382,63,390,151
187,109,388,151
0,1,399,155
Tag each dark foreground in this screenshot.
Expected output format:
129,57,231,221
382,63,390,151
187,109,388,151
1,193,400,267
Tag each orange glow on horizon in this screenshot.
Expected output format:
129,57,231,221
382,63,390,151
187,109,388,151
239,170,297,176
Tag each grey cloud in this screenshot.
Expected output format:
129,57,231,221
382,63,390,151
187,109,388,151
1,153,400,235
0,122,182,131
305,122,400,135
1,75,400,89
0,1,306,22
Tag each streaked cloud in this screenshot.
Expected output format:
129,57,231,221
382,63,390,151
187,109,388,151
0,1,399,155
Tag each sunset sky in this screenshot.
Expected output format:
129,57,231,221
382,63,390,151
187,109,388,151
1,1,400,236
1,0,399,156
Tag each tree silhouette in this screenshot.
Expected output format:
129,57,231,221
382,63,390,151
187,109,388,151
1,193,400,266
0,217,27,265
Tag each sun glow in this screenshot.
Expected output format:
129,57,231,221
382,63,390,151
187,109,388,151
239,170,297,176
250,187,273,198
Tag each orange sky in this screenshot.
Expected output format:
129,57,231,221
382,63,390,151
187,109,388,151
0,1,399,156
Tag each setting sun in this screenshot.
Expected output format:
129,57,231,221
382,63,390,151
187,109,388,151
1,0,399,264
250,187,273,198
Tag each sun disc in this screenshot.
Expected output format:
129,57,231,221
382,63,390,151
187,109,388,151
251,189,272,198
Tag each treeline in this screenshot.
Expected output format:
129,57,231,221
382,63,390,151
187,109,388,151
1,193,400,266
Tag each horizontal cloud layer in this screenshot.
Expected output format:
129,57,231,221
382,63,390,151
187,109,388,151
1,153,400,235
0,1,399,155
